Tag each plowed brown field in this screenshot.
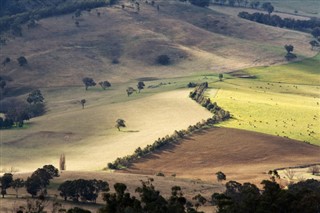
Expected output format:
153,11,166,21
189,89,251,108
123,127,320,185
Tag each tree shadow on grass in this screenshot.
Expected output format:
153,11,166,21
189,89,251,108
121,129,140,133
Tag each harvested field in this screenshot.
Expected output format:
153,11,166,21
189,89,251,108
123,127,320,185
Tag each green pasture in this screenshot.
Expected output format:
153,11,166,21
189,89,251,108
243,54,320,85
259,0,320,17
209,55,320,145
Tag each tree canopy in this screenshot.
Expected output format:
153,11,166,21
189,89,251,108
188,0,210,7
82,77,96,90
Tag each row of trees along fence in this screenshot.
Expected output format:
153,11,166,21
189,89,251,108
108,82,230,169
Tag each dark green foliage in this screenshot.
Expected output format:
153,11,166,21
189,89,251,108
216,171,226,182
284,44,294,53
82,77,96,90
238,12,320,37
27,89,44,104
262,2,274,15
310,40,320,50
156,54,170,65
99,182,141,213
212,179,320,213
99,81,111,90
219,73,223,81
4,100,30,127
67,207,92,213
137,81,145,93
115,119,126,131
126,87,136,96
285,52,297,60
17,56,27,66
0,0,108,34
312,27,320,38
0,173,13,198
187,82,197,88
188,0,210,7
80,99,86,109
228,0,236,7
11,178,25,198
2,57,10,66
0,78,6,90
25,165,59,197
58,179,109,202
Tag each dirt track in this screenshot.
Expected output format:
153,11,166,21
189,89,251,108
123,127,320,184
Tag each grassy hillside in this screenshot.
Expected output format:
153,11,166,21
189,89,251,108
209,54,320,145
1,77,214,172
0,0,315,88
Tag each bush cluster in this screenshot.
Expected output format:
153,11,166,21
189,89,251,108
108,82,230,170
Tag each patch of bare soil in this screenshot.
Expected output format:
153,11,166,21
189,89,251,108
122,127,320,185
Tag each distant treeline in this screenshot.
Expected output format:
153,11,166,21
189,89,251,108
0,0,113,34
238,11,320,34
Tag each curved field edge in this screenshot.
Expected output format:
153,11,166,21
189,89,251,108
0,80,215,172
209,55,320,145
122,127,320,185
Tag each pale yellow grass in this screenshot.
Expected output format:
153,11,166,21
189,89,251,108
1,89,212,172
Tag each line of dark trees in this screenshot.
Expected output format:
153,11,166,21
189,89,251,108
0,0,113,35
2,168,207,213
3,165,320,213
212,179,320,213
238,11,320,35
108,82,230,170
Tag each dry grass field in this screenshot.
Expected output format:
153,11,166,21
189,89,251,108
1,87,212,172
123,127,320,185
0,1,319,212
0,0,315,88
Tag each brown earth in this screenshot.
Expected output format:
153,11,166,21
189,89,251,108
122,127,320,185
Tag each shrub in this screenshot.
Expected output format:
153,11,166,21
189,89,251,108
156,54,170,65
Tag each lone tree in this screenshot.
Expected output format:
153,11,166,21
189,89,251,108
215,171,226,182
115,119,126,131
284,44,294,53
17,56,28,66
126,87,136,96
27,89,44,104
99,81,111,90
0,173,13,198
137,81,145,93
218,73,224,81
262,2,274,15
82,77,96,90
80,99,86,109
284,45,296,60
